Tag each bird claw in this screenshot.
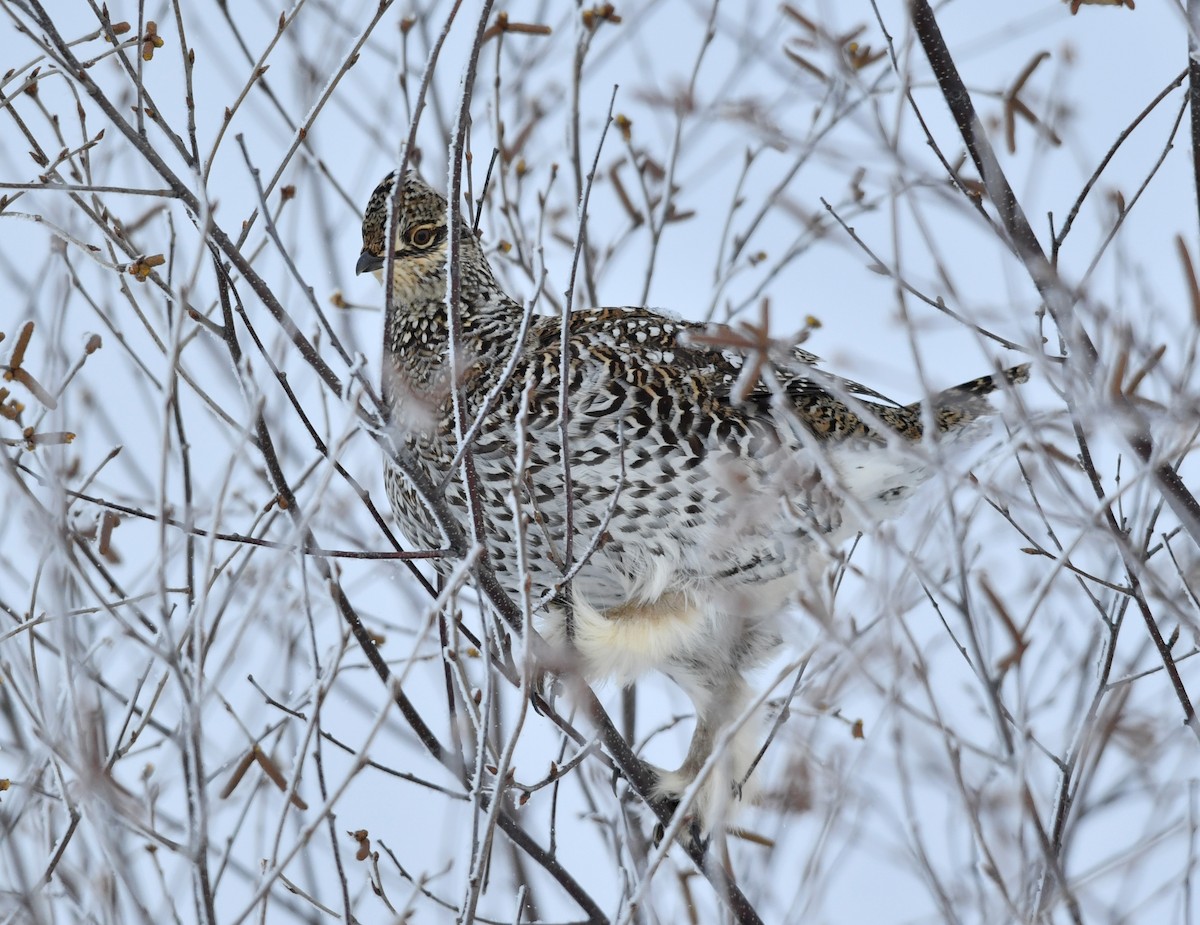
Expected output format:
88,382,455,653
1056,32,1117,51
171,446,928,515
645,773,716,854
531,670,562,715
650,812,708,855
646,767,748,852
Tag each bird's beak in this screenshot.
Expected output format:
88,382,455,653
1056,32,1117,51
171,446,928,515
356,250,384,276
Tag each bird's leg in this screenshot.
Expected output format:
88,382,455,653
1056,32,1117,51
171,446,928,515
652,670,760,833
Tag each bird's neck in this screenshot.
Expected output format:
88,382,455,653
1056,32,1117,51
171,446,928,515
383,291,523,396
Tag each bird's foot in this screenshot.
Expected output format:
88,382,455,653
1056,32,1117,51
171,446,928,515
645,765,748,852
651,813,708,854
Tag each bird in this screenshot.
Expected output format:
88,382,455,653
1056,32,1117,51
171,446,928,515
356,171,1029,831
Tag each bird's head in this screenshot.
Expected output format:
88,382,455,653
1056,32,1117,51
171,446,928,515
356,172,490,304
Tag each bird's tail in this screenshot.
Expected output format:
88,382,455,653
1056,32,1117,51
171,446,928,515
906,363,1030,435
925,363,1031,403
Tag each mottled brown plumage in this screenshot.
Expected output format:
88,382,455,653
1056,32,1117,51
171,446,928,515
358,172,1028,828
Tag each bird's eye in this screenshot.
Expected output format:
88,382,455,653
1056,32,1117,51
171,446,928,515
408,225,437,248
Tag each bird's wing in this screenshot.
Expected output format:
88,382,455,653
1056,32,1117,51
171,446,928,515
520,306,910,441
